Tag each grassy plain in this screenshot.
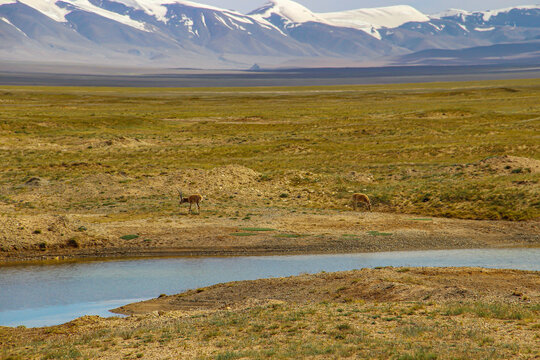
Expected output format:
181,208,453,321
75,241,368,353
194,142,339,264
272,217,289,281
1,81,539,217
0,79,539,260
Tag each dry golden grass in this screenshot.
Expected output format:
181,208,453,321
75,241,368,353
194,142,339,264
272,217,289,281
1,80,539,222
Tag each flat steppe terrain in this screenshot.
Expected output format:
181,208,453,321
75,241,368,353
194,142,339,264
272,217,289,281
0,79,538,262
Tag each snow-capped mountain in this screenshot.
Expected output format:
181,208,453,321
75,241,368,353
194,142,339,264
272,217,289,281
1,0,539,68
0,0,317,67
248,0,400,58
380,5,540,53
250,1,540,64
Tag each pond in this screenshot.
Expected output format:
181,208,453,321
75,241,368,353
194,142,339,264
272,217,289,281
1,248,538,327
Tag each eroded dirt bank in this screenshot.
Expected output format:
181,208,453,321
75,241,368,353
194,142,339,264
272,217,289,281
114,267,540,315
1,210,539,263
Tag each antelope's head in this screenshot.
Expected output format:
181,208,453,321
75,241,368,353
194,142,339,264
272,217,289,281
178,189,186,203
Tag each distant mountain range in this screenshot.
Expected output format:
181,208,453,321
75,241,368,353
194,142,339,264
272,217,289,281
1,0,539,68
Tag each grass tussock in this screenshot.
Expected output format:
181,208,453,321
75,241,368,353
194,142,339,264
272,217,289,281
442,302,536,320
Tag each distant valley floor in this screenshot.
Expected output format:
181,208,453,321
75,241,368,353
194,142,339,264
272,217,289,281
2,63,540,87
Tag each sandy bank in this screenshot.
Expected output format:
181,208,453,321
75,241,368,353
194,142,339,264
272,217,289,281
1,210,539,264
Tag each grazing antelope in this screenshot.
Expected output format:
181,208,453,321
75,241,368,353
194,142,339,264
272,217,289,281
351,193,372,211
178,190,203,214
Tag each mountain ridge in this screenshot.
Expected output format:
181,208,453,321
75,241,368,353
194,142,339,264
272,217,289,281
1,0,540,68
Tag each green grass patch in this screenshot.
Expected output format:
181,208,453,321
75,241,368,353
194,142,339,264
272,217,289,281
239,227,276,232
230,232,258,237
120,234,139,240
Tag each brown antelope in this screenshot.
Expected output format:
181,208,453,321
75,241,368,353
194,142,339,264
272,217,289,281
351,193,372,211
178,190,203,214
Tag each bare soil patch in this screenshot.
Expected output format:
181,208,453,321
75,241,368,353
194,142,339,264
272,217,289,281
459,155,540,175
114,267,540,315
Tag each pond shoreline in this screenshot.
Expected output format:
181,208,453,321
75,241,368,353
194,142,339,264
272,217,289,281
1,211,539,265
2,243,540,267
2,248,539,328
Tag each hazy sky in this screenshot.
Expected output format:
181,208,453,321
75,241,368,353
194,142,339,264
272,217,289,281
203,1,538,14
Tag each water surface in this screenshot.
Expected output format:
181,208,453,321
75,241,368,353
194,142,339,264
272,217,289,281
0,248,538,327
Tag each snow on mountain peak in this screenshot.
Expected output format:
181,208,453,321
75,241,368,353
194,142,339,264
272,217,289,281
431,5,540,21
14,0,70,22
251,0,330,25
319,5,429,30
11,0,149,30
480,4,540,21
430,8,472,20
108,0,255,24
160,0,244,14
108,0,168,22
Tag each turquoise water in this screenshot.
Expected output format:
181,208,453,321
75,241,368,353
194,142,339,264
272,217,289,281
0,248,538,327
